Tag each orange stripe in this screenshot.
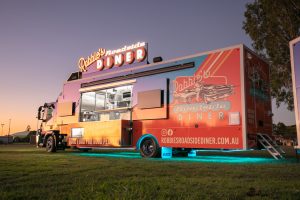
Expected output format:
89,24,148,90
196,52,220,74
211,49,233,75
197,53,214,72
207,50,230,73
206,51,225,72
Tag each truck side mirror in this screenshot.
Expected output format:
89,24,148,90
37,106,43,120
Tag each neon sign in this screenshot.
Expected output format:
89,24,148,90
78,42,147,72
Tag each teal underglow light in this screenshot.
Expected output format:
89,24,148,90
78,152,141,159
196,149,256,153
164,155,276,164
72,151,292,164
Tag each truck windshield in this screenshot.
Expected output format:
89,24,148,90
80,85,133,122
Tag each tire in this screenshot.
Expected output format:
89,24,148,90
46,136,56,152
140,137,160,158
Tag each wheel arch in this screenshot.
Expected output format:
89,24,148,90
136,133,159,150
43,131,59,147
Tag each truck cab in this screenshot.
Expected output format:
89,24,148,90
37,103,67,152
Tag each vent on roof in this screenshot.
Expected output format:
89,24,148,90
67,72,82,81
153,57,163,63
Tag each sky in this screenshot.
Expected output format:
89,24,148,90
0,0,295,135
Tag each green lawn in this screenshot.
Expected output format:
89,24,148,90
0,144,299,199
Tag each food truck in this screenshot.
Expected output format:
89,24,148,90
290,36,300,155
36,42,283,159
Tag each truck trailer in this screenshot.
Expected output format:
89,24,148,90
36,42,283,159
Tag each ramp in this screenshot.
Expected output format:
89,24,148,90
257,133,285,160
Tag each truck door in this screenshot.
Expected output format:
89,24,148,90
245,50,272,139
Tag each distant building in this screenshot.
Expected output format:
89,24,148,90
12,131,30,141
0,136,13,144
11,131,36,144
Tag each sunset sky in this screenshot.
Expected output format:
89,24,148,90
0,0,295,135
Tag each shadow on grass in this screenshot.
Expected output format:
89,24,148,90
73,151,298,164
1,144,298,164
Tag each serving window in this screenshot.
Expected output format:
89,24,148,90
80,85,133,122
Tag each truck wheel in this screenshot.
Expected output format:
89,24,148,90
140,137,160,158
46,136,56,152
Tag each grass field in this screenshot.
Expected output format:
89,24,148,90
0,144,299,199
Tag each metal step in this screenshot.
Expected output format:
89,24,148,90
261,134,285,154
257,133,284,160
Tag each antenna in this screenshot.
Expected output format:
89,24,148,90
8,119,11,144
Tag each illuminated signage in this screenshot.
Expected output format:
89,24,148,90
78,49,106,72
78,42,147,72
